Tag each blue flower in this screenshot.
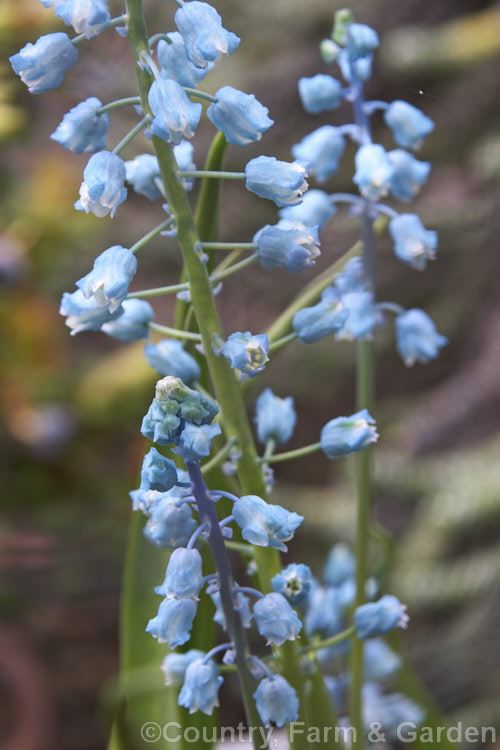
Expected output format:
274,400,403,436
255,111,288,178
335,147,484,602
338,49,373,83
364,639,402,681
178,657,223,715
155,547,203,600
254,593,302,646
148,79,202,144
144,339,201,386
335,290,378,341
157,32,210,87
271,563,312,607
74,151,127,218
59,289,123,335
233,494,303,552
51,0,111,39
395,309,448,366
254,223,320,273
10,32,79,94
389,213,437,270
143,495,197,548
388,149,431,202
334,256,365,294
353,144,394,201
161,650,204,686
292,125,346,183
346,23,379,59
177,422,222,462
207,86,273,146
320,408,378,459
354,594,409,639
254,676,299,728
146,597,197,647
304,585,344,638
220,332,269,380
101,298,153,341
125,154,161,201
323,543,356,587
137,447,178,493
293,287,347,343
175,1,240,69
210,588,252,630
51,97,108,153
131,469,191,513
245,156,308,207
298,74,343,114
363,682,425,738
173,140,196,190
255,388,296,446
279,190,335,229
75,246,137,312
384,100,434,151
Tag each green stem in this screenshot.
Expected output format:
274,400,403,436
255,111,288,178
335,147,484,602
210,253,258,282
149,322,201,341
259,442,321,464
269,332,297,352
183,87,218,103
201,242,257,251
303,625,356,654
71,14,128,45
201,437,236,475
112,115,150,155
127,282,189,299
178,170,245,180
129,217,174,253
97,96,141,115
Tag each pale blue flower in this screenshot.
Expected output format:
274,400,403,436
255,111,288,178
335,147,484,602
292,125,346,183
346,23,379,59
254,676,299,728
271,563,312,606
156,547,203,600
148,79,202,144
220,332,269,380
137,447,178,493
354,594,409,639
320,39,341,64
157,33,210,87
52,0,111,39
396,309,448,366
75,151,127,218
245,156,308,207
304,584,343,638
59,289,123,335
174,140,196,190
323,543,356,587
51,97,108,153
233,494,303,552
125,154,161,201
388,149,431,202
144,339,200,386
335,290,378,341
177,422,222,462
338,49,373,83
142,495,197,547
10,32,79,94
334,256,365,294
353,144,394,201
298,74,343,114
207,86,273,146
75,245,137,312
161,650,204,686
389,213,437,270
175,1,240,69
363,682,425,738
255,388,296,446
146,597,197,647
210,589,252,630
279,190,335,229
253,592,302,645
320,408,378,459
364,639,402,681
101,298,153,341
293,287,347,343
384,100,434,151
254,223,320,273
178,658,223,715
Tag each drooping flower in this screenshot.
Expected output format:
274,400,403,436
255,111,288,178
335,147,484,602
146,597,197,647
101,298,154,341
335,290,378,341
304,585,344,638
323,543,356,587
362,682,425,738
395,309,448,366
220,332,269,380
157,32,210,87
354,594,409,639
388,149,431,202
298,74,343,114
279,190,335,229
253,592,302,646
245,156,308,207
173,140,197,190
389,213,437,270
51,0,111,39
59,289,123,335
161,650,204,686
207,86,273,146
346,23,379,59
334,256,365,294
148,79,202,144
51,97,108,153
233,494,303,552
292,125,346,183
75,246,137,311
10,32,79,94
210,588,252,630
353,144,394,201
320,409,378,459
271,563,312,607
178,657,223,715
254,676,299,727
137,447,178,493
293,287,347,343
125,154,161,201
364,639,402,681
175,0,240,69
144,339,201,386
155,547,203,600
384,100,434,151
74,151,127,218
338,49,373,84
142,495,197,548
254,223,320,273
177,422,222,462
254,388,296,446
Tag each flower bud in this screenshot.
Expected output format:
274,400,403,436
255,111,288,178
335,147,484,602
255,388,296,446
298,74,343,114
144,340,201,387
395,309,447,366
384,100,434,151
320,409,378,459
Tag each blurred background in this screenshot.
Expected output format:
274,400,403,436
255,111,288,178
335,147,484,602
2,0,500,747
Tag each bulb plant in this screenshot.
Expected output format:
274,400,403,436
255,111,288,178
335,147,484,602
11,1,447,748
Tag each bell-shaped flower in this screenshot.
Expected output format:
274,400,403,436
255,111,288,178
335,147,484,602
101,298,153,341
233,494,303,552
75,245,137,312
148,78,202,144
338,49,373,83
10,32,79,94
253,592,302,646
143,495,197,547
156,547,203,600
125,154,162,201
364,639,402,681
304,584,344,638
207,86,273,146
59,289,123,335
178,657,223,715
346,23,379,60
131,469,191,513
157,32,210,87
353,144,394,201
144,339,201,386
245,156,308,207
51,97,108,153
395,309,447,366
137,447,178,493
146,597,197,647
335,290,378,341
52,0,111,39
388,150,430,202
384,100,434,151
363,682,425,738
271,563,312,607
210,588,252,630
323,543,356,587
334,256,365,294
254,223,320,273
320,408,378,459
173,140,197,190
279,190,335,230
255,388,296,446
75,151,127,218
254,676,299,727
298,74,343,114
175,1,240,69
220,332,269,380
293,287,347,343
389,213,437,270
354,594,409,640
161,650,204,686
292,125,346,183
177,422,222,462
